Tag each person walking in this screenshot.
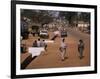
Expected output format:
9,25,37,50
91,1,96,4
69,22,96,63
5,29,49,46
78,39,84,59
59,38,67,61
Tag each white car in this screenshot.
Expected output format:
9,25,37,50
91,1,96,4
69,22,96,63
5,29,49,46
39,30,49,38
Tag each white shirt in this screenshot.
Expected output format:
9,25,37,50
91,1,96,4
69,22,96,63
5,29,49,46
37,41,41,47
61,42,66,48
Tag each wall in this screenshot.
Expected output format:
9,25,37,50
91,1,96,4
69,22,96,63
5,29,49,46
0,0,99,79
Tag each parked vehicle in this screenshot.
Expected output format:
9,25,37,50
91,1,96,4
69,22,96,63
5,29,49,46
61,31,67,37
39,30,49,38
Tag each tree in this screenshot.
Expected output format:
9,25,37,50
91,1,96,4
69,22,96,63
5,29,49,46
21,9,54,25
79,12,90,22
59,11,90,27
59,11,78,27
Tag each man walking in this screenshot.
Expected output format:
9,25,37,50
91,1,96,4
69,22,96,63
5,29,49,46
78,39,85,59
59,38,67,61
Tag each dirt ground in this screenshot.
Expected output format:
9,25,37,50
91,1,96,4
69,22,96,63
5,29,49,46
21,27,90,69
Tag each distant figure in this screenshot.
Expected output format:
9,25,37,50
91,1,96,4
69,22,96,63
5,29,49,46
33,40,37,47
40,40,44,47
21,17,29,39
40,40,47,51
59,38,67,61
21,36,23,41
43,40,47,51
78,39,84,59
37,38,41,47
21,44,27,53
21,44,24,53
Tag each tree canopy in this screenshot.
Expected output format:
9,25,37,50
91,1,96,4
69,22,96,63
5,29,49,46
21,9,90,27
